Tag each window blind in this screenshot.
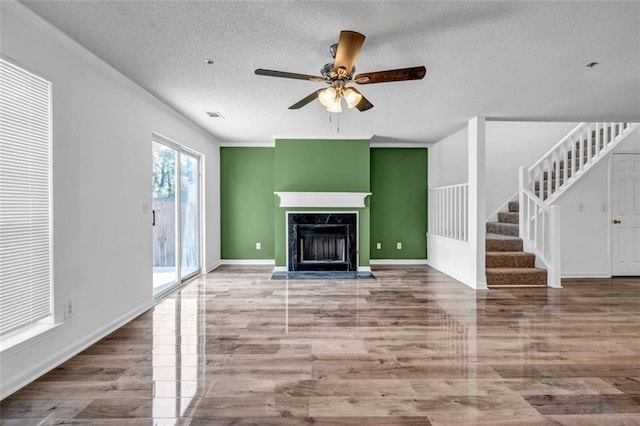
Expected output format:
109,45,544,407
0,58,52,337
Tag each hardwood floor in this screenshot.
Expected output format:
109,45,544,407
2,266,640,425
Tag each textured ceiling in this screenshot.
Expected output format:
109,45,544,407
20,0,640,145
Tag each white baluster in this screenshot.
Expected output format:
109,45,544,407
587,123,592,164
538,164,544,201
578,128,585,172
454,186,459,240
464,185,468,241
595,122,601,157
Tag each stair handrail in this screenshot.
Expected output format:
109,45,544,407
527,122,639,204
519,167,562,287
528,123,584,172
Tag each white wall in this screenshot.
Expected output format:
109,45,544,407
427,118,487,289
557,126,640,277
485,121,578,219
428,126,468,188
0,3,220,398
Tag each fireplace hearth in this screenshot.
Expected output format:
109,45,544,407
287,213,357,271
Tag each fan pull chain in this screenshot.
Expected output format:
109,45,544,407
328,113,339,133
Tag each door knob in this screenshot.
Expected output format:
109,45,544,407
613,219,621,224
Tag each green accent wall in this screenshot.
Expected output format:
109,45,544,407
274,139,370,192
220,147,275,259
274,139,370,267
370,148,427,259
219,142,429,265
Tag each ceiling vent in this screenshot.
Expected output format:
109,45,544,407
205,111,224,119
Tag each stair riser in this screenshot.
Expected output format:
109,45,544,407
486,239,523,252
486,254,535,268
497,212,519,224
487,222,519,237
486,270,547,285
508,201,519,213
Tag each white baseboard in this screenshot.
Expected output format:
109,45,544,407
561,272,612,279
358,266,372,272
370,259,429,265
0,300,153,400
273,266,287,272
220,259,275,266
207,261,222,272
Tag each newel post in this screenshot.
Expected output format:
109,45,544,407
548,205,562,288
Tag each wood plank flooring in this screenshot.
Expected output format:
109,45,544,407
2,266,640,425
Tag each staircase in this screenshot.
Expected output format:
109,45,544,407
528,122,638,202
485,201,547,287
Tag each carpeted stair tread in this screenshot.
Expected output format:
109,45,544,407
497,211,519,224
486,267,547,285
487,221,519,237
486,233,523,252
486,251,535,268
508,201,519,213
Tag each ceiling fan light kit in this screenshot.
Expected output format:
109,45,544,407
255,30,426,114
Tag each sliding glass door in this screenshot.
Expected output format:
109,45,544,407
180,153,199,278
152,138,201,297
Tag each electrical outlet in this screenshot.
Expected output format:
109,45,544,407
64,299,75,319
376,242,381,250
256,242,261,250
396,242,402,250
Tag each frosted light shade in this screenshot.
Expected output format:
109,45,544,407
326,98,342,113
318,87,337,108
344,87,362,109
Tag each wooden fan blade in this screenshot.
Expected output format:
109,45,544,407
255,68,324,82
333,31,366,78
355,66,426,84
347,87,374,111
289,90,323,110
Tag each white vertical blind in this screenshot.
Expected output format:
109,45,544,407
0,58,52,336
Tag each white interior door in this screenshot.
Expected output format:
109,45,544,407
611,153,640,275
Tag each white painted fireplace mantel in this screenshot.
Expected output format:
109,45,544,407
274,192,371,208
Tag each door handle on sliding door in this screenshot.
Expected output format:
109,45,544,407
152,210,156,226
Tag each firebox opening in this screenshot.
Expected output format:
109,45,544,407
287,213,357,272
299,225,347,264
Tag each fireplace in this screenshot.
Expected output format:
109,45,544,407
287,213,357,271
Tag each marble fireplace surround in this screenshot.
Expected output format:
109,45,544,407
274,192,371,272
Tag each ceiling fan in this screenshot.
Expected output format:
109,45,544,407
255,30,426,113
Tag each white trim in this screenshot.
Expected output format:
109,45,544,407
273,266,288,272
358,266,372,272
219,142,276,148
562,273,612,279
220,259,276,266
207,261,222,272
370,259,428,265
274,135,373,141
370,142,432,148
0,300,153,400
1,1,218,145
0,322,60,358
275,192,371,208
